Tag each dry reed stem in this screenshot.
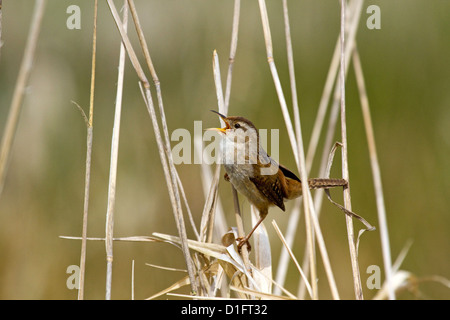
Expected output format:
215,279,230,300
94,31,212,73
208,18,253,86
0,0,46,196
272,220,312,299
257,0,318,299
211,49,251,269
105,0,128,300
198,163,220,241
204,51,225,241
297,0,363,299
77,0,98,300
131,260,135,300
352,48,394,299
339,0,363,300
127,1,191,271
128,1,199,293
175,172,200,240
280,0,342,300
306,0,361,170
0,0,3,62
107,0,198,294
192,0,240,248
273,5,304,295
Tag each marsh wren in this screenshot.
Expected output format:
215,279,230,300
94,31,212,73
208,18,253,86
209,111,348,252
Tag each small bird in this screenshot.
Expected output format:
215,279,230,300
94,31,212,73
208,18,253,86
209,111,348,252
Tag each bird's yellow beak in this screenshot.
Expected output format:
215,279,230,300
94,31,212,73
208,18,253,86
208,110,230,134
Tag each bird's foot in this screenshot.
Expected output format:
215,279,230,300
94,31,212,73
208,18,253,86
236,236,251,253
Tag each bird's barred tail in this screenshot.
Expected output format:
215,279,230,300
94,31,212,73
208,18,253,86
307,178,348,189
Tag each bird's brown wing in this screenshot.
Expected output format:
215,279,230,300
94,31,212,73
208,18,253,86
250,165,286,211
279,163,301,182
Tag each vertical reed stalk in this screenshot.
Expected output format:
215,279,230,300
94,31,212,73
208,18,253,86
0,0,3,62
224,0,240,111
0,0,46,196
78,0,98,300
339,0,363,300
105,0,128,300
258,0,318,299
353,48,394,299
108,0,198,294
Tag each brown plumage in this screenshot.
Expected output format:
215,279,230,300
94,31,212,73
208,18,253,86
211,111,348,252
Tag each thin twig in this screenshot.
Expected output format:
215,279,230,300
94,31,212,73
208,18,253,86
0,0,46,196
339,0,363,300
77,0,98,301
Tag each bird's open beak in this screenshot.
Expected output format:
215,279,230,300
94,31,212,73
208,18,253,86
207,110,230,134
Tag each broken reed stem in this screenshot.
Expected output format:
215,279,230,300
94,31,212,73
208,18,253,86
257,0,318,299
0,0,46,196
105,0,128,300
352,48,394,299
339,0,363,300
78,0,98,301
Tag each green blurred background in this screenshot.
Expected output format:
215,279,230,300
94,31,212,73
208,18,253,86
0,0,449,299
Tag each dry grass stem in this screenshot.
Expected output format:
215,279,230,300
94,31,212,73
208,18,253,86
352,48,394,299
0,0,3,62
258,0,329,299
224,0,240,111
107,0,198,294
54,0,403,300
306,0,362,170
77,0,98,300
127,2,192,273
272,220,312,299
298,0,364,300
339,0,363,300
131,260,135,300
0,0,46,195
212,49,251,265
105,0,128,300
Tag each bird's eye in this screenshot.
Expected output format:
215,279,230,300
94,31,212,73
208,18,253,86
234,123,241,129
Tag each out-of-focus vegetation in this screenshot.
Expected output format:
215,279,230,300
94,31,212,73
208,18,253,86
0,0,448,299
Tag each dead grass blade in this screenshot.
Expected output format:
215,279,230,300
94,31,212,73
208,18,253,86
105,0,128,300
0,0,46,195
272,220,313,299
77,0,98,300
352,47,394,299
